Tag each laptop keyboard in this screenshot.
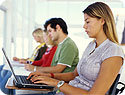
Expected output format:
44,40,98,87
16,75,34,84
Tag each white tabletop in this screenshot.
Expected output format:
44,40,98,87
3,61,31,76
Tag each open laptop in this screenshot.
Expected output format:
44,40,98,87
2,48,54,89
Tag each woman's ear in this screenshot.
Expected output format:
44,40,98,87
101,18,105,25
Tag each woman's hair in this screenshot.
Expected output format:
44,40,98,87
43,29,49,35
43,30,57,46
32,28,43,40
83,2,119,44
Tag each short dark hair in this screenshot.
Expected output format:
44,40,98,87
44,18,68,35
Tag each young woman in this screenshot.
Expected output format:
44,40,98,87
24,30,57,71
27,2,124,95
13,28,47,63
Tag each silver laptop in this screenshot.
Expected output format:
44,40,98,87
2,48,54,89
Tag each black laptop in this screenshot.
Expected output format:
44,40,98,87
2,48,54,89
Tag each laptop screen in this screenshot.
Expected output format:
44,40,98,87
2,48,19,82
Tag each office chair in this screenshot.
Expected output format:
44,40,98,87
115,82,125,94
108,74,121,95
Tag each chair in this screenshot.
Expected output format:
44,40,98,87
107,74,121,95
0,65,15,95
115,82,125,94
0,65,4,80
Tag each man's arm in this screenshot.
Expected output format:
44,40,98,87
36,64,67,73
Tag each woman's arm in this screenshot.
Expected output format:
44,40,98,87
32,59,43,66
27,67,78,82
53,68,78,81
31,56,123,95
56,56,123,94
89,56,123,94
59,56,123,95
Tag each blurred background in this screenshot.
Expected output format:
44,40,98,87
0,0,125,63
0,0,125,94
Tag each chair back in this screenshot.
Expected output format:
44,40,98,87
107,74,121,95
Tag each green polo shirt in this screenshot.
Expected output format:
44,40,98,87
51,37,79,73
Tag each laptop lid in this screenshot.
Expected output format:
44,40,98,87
2,48,19,83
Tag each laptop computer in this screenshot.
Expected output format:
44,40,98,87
2,48,54,89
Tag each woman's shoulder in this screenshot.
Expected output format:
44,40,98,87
102,40,124,60
107,40,122,51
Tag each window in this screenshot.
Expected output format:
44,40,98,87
0,8,6,65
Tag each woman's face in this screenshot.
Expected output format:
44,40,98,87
33,33,40,43
43,32,50,45
83,13,103,38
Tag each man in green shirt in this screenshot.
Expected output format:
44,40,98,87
51,37,79,73
32,18,79,73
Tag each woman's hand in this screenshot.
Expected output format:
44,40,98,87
27,72,51,80
31,75,59,87
13,57,19,61
25,64,34,71
19,59,27,64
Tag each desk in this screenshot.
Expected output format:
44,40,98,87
3,61,30,75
